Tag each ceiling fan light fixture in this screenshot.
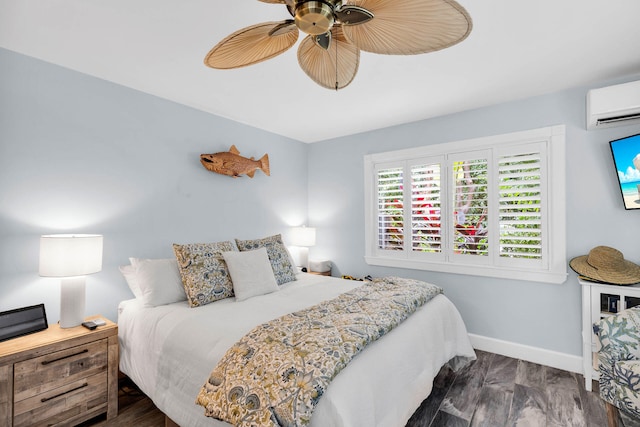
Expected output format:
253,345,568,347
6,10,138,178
295,1,337,35
206,0,472,90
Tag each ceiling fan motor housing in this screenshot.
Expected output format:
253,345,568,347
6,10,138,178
294,0,342,35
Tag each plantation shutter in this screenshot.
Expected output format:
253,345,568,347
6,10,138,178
364,125,564,283
497,144,545,264
410,162,442,253
376,166,404,251
451,156,489,258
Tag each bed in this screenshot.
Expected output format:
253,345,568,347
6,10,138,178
117,271,475,427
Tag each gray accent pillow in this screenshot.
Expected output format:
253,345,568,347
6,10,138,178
223,248,279,301
235,234,297,285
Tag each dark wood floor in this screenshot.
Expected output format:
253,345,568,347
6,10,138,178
406,350,607,427
83,350,637,427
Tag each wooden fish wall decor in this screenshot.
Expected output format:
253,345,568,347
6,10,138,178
200,145,270,178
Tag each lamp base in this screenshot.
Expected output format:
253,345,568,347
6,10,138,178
298,247,310,272
59,277,86,328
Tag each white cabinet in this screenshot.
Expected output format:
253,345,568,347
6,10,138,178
581,279,640,391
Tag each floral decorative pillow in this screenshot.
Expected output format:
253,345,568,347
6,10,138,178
173,241,237,307
235,234,296,285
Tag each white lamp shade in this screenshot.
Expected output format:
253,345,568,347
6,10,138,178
290,227,316,247
39,234,103,277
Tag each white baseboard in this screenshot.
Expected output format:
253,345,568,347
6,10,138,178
468,333,583,375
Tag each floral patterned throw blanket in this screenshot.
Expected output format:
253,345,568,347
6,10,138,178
196,277,443,427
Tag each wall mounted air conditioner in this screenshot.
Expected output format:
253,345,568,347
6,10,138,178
586,80,640,130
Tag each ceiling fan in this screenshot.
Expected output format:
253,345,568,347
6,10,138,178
204,0,472,90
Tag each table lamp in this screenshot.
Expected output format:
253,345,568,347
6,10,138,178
290,226,316,272
39,234,103,328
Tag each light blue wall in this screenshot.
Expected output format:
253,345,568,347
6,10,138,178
308,77,640,357
0,48,308,322
2,46,639,358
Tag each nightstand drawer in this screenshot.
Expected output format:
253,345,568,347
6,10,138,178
13,372,108,427
13,339,108,402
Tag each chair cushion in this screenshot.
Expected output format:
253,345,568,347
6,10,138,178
596,308,640,419
600,359,640,419
614,360,640,393
595,307,640,361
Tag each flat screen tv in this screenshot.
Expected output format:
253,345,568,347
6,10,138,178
610,133,640,210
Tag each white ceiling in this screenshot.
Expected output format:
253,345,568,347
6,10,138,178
1,0,639,143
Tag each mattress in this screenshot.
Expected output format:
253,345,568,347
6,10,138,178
118,273,475,427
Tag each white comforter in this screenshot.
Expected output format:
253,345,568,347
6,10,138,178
118,274,475,427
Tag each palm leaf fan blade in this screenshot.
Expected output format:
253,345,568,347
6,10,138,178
342,0,472,55
204,22,298,69
298,26,359,90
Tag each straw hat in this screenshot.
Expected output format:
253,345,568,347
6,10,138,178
570,246,640,285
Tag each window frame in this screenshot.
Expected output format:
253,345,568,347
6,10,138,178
363,125,567,284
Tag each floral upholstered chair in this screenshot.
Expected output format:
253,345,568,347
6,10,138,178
594,306,640,427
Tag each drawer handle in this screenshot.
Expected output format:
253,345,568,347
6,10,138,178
40,382,88,402
41,349,89,365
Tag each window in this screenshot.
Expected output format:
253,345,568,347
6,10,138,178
364,125,566,283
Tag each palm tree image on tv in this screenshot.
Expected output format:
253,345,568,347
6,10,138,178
610,133,640,210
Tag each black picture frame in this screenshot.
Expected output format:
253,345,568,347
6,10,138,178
0,304,48,342
610,133,640,210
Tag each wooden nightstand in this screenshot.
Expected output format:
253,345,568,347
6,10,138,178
309,270,331,276
0,315,118,426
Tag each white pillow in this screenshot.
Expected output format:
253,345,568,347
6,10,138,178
223,248,279,302
119,264,142,299
131,258,187,307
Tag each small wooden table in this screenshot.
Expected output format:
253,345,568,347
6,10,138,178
309,270,331,276
0,315,118,426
